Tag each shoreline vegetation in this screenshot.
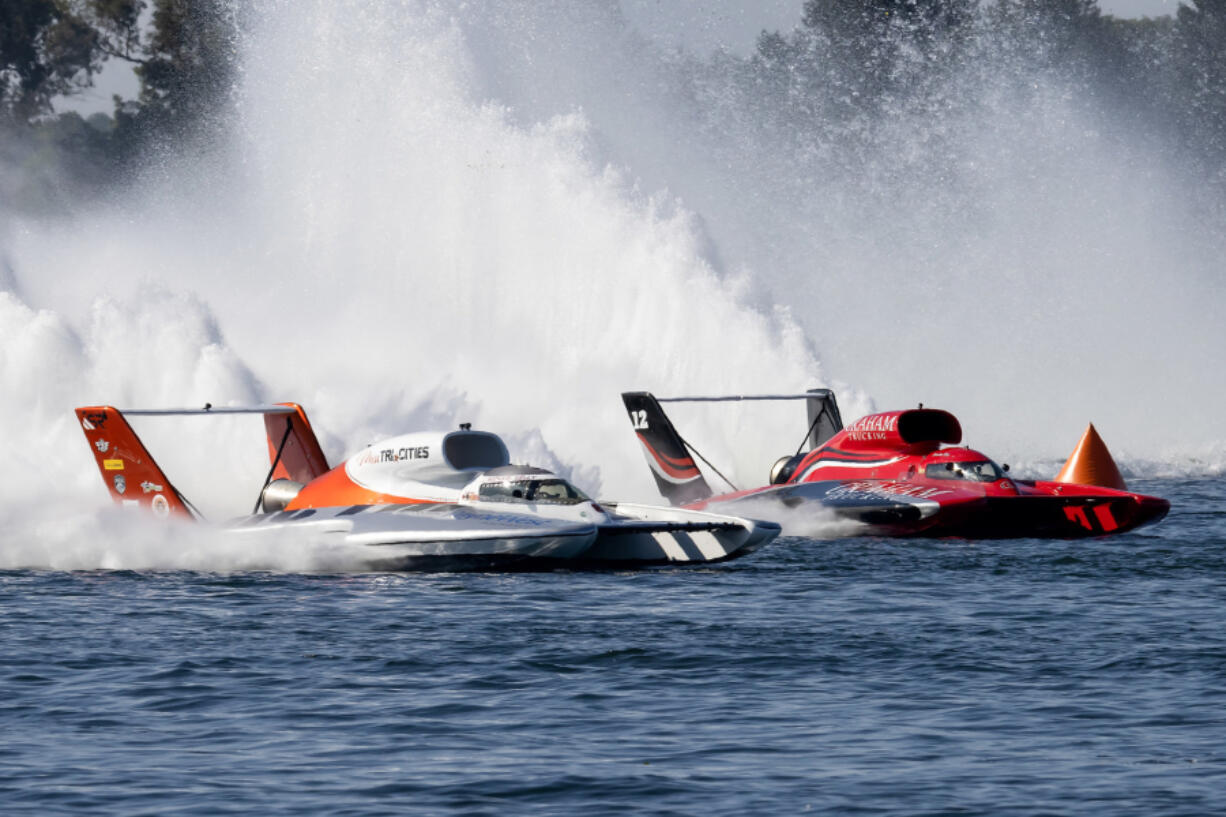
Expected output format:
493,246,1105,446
2,0,236,213
2,1,1224,217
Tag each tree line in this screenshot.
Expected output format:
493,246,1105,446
2,0,235,211
736,0,1226,187
3,0,1226,212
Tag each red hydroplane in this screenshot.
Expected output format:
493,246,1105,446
621,390,1169,538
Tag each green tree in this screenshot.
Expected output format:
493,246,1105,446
798,0,976,116
2,0,236,211
1,0,102,124
3,0,235,138
126,0,237,145
1171,0,1226,171
983,0,1111,85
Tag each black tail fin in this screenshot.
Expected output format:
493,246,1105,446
621,392,713,506
806,389,844,450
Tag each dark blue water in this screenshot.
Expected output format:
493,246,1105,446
3,477,1224,816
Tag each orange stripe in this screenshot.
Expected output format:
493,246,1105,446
285,465,440,510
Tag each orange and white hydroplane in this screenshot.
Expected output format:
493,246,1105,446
76,403,778,570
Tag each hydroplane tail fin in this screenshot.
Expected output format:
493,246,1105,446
75,406,193,519
805,388,844,450
75,403,330,520
621,392,714,506
263,403,330,484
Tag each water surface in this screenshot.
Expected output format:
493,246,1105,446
3,477,1224,815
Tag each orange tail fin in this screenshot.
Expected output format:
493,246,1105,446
263,402,330,483
75,406,193,519
1054,423,1127,491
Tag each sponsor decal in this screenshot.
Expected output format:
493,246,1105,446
94,440,110,453
846,413,899,443
824,484,891,503
870,481,951,500
141,481,164,494
356,446,431,466
103,459,124,471
825,480,950,503
151,493,170,518
113,474,127,495
454,508,547,527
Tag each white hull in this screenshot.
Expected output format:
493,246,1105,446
224,501,778,570
225,503,596,570
588,502,780,565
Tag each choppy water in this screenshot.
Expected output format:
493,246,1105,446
4,2,1223,812
3,476,1223,816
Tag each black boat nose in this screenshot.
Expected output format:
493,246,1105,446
1133,494,1171,529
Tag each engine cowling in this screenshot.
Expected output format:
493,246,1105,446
837,409,962,454
344,430,510,501
260,478,304,512
769,454,803,485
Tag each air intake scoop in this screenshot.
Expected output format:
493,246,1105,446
838,409,962,454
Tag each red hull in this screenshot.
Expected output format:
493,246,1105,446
622,392,1170,540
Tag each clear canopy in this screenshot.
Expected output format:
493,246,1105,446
476,477,590,505
924,460,1005,483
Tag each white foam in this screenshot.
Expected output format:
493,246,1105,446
0,506,382,573
1,1,1220,570
731,497,871,540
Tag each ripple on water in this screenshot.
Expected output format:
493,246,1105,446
0,477,1223,815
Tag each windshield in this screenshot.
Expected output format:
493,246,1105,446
925,460,1004,483
477,478,590,505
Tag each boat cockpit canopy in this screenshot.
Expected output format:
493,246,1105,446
924,459,1005,483
474,466,591,505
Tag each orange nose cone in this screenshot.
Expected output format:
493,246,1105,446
1054,423,1127,491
